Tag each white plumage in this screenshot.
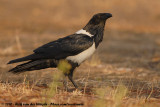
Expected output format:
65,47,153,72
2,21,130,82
66,43,96,64
76,29,94,37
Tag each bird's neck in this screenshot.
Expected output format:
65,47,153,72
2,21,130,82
83,21,106,48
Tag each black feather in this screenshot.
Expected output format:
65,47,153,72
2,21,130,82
9,59,58,73
33,34,93,59
8,34,93,65
7,54,43,64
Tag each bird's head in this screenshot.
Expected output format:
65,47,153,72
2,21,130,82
83,13,112,35
84,13,112,30
88,13,112,25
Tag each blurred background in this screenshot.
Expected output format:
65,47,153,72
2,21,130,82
0,0,160,85
0,0,160,33
0,0,160,34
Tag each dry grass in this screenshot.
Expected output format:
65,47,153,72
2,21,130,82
0,0,160,106
0,76,160,107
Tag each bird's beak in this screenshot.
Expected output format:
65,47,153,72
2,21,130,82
106,13,112,19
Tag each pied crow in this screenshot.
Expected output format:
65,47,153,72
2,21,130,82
8,13,112,89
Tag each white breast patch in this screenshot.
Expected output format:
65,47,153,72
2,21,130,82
76,29,94,37
66,43,96,64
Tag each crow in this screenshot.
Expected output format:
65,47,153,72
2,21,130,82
8,13,112,89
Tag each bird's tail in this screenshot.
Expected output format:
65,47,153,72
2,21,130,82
7,54,42,64
8,59,58,74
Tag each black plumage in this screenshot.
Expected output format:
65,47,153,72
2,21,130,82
8,34,93,64
8,13,112,89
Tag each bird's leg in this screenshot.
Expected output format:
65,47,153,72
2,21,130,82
66,61,79,89
68,74,78,89
63,75,68,91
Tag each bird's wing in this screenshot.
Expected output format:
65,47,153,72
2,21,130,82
33,34,93,59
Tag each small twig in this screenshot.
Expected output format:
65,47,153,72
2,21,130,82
146,83,154,100
83,68,91,95
15,35,23,55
